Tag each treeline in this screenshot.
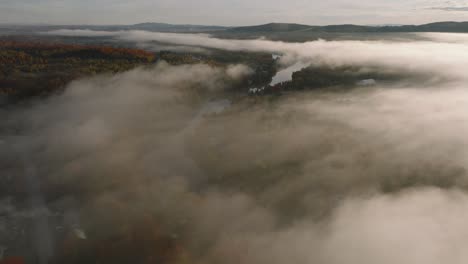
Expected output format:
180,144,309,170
0,41,156,61
0,40,278,102
0,40,157,101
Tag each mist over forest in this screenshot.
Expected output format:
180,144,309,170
2,19,468,264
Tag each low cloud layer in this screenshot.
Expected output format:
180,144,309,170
4,33,468,263
46,29,468,80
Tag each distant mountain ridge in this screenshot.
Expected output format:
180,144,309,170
127,22,227,32
228,21,468,33
0,22,230,34
5,21,468,34
62,22,228,32
229,23,312,32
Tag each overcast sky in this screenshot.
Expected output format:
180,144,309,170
2,0,468,26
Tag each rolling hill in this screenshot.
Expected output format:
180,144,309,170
228,23,313,32
228,21,468,33
4,21,468,36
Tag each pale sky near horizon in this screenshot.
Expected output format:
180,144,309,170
2,0,468,26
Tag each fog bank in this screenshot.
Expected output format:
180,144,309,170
46,29,468,81
4,33,468,263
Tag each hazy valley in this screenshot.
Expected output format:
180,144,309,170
2,19,468,264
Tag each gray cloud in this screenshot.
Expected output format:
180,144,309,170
3,0,468,25
430,6,468,11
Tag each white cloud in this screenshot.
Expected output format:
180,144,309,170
46,29,468,81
